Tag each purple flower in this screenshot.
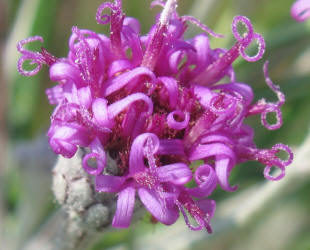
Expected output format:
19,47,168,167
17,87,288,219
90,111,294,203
17,0,293,231
291,0,310,22
96,133,216,231
96,133,188,227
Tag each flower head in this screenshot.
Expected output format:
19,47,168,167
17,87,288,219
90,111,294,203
17,0,293,232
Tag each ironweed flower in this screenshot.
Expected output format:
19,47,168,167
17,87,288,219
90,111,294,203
291,0,310,22
17,0,293,232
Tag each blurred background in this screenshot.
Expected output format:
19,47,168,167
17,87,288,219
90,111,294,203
1,0,310,249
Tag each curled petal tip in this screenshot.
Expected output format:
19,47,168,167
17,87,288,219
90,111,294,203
291,0,310,22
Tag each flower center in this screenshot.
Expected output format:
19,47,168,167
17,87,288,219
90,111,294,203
134,171,159,189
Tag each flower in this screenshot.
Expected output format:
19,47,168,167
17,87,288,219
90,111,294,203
291,0,310,22
17,0,293,231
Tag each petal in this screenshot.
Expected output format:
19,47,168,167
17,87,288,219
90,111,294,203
186,164,217,197
102,67,155,96
157,163,192,185
189,143,235,161
193,84,215,108
92,98,112,127
188,34,211,74
122,25,143,65
48,123,90,158
108,59,133,78
108,93,153,119
196,199,216,219
291,0,310,22
112,186,136,228
167,111,190,130
77,86,92,108
95,174,126,192
138,188,179,225
158,139,185,156
211,82,254,107
82,138,106,176
45,85,64,105
157,77,178,109
189,143,237,192
215,155,238,192
129,133,159,174
49,61,82,84
123,17,141,34
200,134,233,145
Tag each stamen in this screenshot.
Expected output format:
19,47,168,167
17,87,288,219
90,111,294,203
181,15,224,38
96,0,124,57
247,61,285,130
176,194,212,233
150,0,165,8
191,16,265,85
176,201,204,231
110,0,125,58
96,2,116,24
72,27,93,84
17,36,56,76
263,143,293,181
159,0,178,25
141,0,178,69
40,47,57,66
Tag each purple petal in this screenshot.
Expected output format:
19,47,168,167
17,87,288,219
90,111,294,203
157,77,179,109
82,138,106,176
102,67,155,96
48,123,90,158
200,134,233,145
108,59,133,78
187,34,211,76
45,85,64,105
189,143,237,192
211,82,254,107
291,0,310,22
122,25,143,65
121,104,141,137
112,186,136,228
186,164,217,197
92,98,113,128
158,139,185,156
157,163,192,185
196,199,216,218
193,85,215,108
131,112,149,139
123,17,141,34
138,188,179,225
108,93,153,119
167,111,190,130
77,86,92,109
49,61,83,85
215,155,238,192
95,174,126,192
129,133,159,175
189,143,235,161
